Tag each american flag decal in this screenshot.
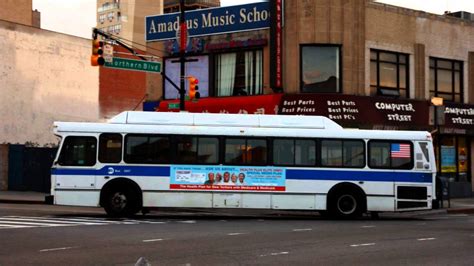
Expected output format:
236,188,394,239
391,143,411,158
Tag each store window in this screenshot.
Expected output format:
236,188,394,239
370,50,409,98
301,45,341,93
215,49,263,97
438,136,470,182
429,58,463,103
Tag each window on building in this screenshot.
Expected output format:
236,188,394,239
429,58,463,103
58,136,97,166
99,133,122,163
300,45,341,93
370,50,409,98
225,138,267,165
124,134,170,164
369,141,413,169
214,49,263,97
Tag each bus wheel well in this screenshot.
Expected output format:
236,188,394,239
327,182,367,217
100,178,143,210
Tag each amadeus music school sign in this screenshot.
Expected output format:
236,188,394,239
145,2,271,41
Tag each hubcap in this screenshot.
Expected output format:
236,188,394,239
111,192,127,211
337,194,357,215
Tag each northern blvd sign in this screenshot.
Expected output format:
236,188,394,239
104,58,162,73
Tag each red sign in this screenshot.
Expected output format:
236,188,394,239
158,94,283,114
270,0,283,90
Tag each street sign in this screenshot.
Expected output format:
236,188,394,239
104,58,162,73
103,44,114,63
168,103,180,109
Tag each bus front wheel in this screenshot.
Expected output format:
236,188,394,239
103,186,140,217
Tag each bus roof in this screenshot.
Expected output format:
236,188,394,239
108,111,343,130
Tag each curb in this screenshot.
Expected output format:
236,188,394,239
0,199,46,205
447,208,474,214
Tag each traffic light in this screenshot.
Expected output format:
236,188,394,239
91,38,105,66
188,76,200,100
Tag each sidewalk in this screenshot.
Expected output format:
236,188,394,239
1,190,474,214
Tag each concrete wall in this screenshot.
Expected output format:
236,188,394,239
366,2,474,102
0,0,34,26
0,20,99,146
283,0,366,94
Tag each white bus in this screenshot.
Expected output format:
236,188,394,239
50,111,437,218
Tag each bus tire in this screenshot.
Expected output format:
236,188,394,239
102,185,141,217
328,186,365,219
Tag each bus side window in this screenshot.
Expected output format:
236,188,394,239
99,133,122,163
58,136,97,166
368,141,413,169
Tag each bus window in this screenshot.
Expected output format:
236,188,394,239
321,140,365,168
369,141,413,169
274,139,316,166
273,139,295,165
344,140,365,167
99,133,122,163
295,139,316,166
321,140,342,167
58,136,96,166
124,134,170,164
197,137,219,164
176,136,219,164
247,139,267,165
225,138,267,165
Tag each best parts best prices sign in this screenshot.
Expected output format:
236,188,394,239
146,2,270,41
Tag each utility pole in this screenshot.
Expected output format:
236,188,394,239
179,0,186,111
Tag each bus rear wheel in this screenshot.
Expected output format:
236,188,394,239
329,190,364,219
103,186,140,217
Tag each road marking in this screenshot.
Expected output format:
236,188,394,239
39,246,76,252
178,220,196,224
0,224,34,229
142,238,164,242
292,228,312,232
227,233,247,236
361,225,375,228
0,217,104,225
350,243,375,247
257,219,265,222
259,251,289,257
0,220,73,227
417,238,436,241
448,214,468,217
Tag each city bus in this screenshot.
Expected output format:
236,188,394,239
49,111,437,218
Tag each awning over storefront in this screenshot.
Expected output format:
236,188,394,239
157,93,474,134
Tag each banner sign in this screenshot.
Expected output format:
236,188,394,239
270,0,283,90
146,2,270,41
279,94,429,129
444,103,474,129
170,165,286,191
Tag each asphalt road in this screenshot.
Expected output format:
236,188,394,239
0,204,473,265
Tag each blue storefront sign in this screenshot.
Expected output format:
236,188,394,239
146,2,271,41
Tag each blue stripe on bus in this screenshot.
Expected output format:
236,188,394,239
52,165,170,176
286,169,432,183
52,166,431,183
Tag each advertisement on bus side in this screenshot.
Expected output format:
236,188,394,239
169,165,286,191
